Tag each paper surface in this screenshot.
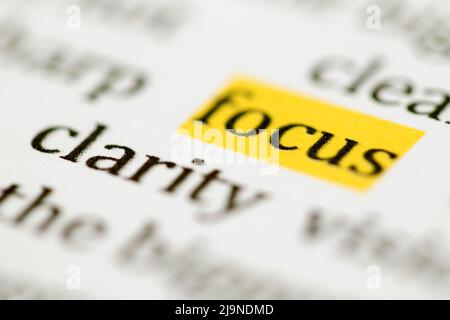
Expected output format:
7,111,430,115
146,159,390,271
1,0,450,299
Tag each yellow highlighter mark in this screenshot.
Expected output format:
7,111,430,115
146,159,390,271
178,77,424,190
